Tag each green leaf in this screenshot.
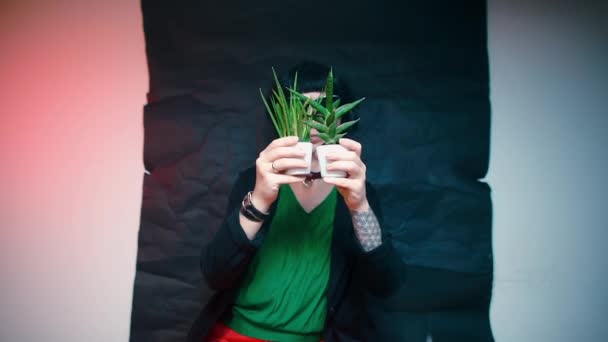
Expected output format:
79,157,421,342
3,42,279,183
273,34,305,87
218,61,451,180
272,67,288,107
271,98,286,136
335,97,365,119
290,71,298,128
270,68,298,136
333,98,341,108
326,111,335,126
305,120,328,133
318,132,332,143
325,68,334,112
329,122,336,137
260,88,283,137
295,99,305,138
288,88,329,116
336,118,360,134
272,89,290,134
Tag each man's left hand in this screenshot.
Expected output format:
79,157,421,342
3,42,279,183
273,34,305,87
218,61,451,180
322,138,370,212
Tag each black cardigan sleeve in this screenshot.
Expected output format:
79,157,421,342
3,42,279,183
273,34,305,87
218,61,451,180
353,182,406,298
200,167,270,290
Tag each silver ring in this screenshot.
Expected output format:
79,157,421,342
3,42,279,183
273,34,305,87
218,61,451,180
271,161,278,173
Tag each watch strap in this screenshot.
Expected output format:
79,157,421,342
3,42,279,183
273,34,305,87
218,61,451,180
241,190,270,221
240,205,263,222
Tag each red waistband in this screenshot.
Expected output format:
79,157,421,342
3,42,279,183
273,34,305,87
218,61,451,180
206,321,266,342
206,321,324,342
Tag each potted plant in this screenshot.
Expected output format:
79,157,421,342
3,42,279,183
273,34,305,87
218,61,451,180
288,68,365,178
260,67,314,175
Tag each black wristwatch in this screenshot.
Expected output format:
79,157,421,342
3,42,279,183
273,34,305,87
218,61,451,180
240,191,270,222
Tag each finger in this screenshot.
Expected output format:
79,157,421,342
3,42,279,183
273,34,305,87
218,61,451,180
271,158,309,172
325,150,360,163
265,146,307,162
266,136,300,150
338,138,362,157
259,173,304,192
326,160,364,178
270,174,306,185
325,151,367,174
322,177,359,190
325,151,365,172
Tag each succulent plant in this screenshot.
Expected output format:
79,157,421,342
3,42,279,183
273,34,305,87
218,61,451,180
260,67,313,142
288,68,364,144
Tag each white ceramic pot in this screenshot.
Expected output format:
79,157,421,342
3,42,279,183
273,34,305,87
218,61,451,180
316,144,348,178
285,142,313,175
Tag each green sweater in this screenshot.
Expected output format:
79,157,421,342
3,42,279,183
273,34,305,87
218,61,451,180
225,184,337,341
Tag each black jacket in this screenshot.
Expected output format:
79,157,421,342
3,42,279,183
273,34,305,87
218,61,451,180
187,166,405,342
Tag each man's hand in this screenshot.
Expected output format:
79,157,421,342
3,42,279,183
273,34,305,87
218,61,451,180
322,138,369,212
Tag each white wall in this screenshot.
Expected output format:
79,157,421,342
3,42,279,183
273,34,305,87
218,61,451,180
487,0,608,340
0,0,606,341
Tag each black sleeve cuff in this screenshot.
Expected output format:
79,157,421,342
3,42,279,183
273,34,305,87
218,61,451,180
225,206,267,251
356,233,404,297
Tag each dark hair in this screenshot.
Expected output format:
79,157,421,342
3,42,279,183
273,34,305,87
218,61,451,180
263,61,360,135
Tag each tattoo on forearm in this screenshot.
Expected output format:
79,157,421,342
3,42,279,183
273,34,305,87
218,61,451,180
351,208,382,252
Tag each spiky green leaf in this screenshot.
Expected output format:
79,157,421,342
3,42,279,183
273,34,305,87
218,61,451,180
260,88,283,137
318,132,332,143
335,97,365,119
325,68,334,112
336,118,360,134
333,98,341,108
290,72,298,129
271,99,286,136
326,111,335,126
305,120,328,133
271,67,288,107
288,88,329,116
272,89,290,132
329,122,337,137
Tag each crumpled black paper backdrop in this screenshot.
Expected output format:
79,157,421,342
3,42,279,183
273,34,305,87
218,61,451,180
131,0,493,340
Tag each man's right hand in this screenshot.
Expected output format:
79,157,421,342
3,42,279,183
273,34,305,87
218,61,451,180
251,136,307,212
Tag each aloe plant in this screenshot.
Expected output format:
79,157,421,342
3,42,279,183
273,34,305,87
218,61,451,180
288,68,364,144
260,67,313,142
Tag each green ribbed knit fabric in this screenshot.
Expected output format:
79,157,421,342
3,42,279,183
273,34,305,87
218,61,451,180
225,184,337,341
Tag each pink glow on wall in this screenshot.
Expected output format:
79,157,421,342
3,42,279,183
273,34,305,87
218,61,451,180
0,1,147,341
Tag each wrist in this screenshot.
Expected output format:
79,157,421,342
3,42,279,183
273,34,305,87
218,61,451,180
250,191,272,214
240,190,271,223
350,199,370,213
